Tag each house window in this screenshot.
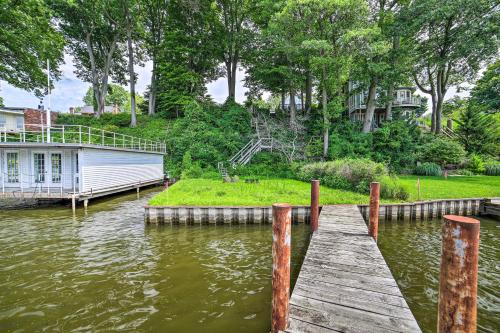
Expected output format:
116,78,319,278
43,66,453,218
34,153,45,183
16,116,24,130
0,114,6,128
6,152,19,183
51,153,62,183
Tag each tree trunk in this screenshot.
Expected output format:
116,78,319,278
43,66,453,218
226,55,238,101
148,59,156,116
305,70,312,113
300,87,305,115
281,91,285,111
127,24,137,127
289,90,296,125
386,85,394,121
435,69,445,134
322,65,329,158
362,78,377,133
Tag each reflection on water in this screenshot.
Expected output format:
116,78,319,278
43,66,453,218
0,188,310,332
378,217,499,333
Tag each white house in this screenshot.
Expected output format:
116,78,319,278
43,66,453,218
0,124,166,206
0,108,25,132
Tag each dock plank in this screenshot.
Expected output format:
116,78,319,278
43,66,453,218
288,205,421,332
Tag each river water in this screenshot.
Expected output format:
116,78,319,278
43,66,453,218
378,217,499,333
0,188,310,332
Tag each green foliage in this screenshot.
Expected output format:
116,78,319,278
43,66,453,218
328,120,373,159
84,84,129,111
413,163,442,177
467,154,485,174
296,158,407,199
485,162,500,176
470,59,500,114
378,175,409,201
419,138,466,167
233,153,294,178
0,0,64,95
455,103,499,156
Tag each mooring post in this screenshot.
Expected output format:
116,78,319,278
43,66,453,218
369,182,380,242
83,199,88,210
272,203,291,333
438,215,480,333
71,194,76,214
310,180,320,232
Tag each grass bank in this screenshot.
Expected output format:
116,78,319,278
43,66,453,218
149,176,500,206
149,179,370,206
399,175,500,201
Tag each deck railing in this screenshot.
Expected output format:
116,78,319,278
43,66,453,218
0,124,167,154
1,170,79,196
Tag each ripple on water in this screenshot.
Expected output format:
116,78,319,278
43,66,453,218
0,189,310,332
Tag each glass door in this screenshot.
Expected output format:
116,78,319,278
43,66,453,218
33,153,46,183
50,153,62,186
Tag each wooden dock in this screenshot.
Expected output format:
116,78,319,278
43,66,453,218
287,205,422,332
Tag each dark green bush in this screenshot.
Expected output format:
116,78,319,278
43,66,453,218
233,152,294,178
419,137,466,166
379,176,409,200
467,154,486,174
414,162,442,176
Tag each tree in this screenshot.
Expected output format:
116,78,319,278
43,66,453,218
142,0,169,115
455,102,499,156
0,0,64,96
83,84,128,111
274,0,367,157
52,0,127,118
155,0,221,118
214,0,253,101
403,0,499,133
470,59,500,115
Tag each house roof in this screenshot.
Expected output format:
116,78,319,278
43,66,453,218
0,107,24,115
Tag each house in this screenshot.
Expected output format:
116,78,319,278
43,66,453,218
347,81,423,127
0,123,166,207
0,107,57,132
77,105,122,116
0,108,25,132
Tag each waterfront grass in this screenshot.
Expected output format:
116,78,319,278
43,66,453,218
399,175,500,201
149,176,500,206
149,178,370,206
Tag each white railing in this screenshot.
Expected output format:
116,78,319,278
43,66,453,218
1,170,79,196
0,124,167,154
393,95,422,106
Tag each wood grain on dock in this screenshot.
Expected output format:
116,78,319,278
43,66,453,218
287,205,422,333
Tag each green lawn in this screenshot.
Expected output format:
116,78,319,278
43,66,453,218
149,178,370,206
149,176,500,206
399,175,500,201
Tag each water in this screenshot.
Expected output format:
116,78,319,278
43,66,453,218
0,188,310,332
378,217,499,333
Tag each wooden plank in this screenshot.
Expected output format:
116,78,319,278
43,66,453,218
288,205,422,332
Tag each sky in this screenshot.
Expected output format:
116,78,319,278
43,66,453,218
0,53,466,113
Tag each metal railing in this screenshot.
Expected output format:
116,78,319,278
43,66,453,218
0,124,167,154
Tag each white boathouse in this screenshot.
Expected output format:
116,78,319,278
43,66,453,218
0,124,166,206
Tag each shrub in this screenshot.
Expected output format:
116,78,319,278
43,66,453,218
485,162,500,176
379,176,409,200
419,137,466,166
467,154,486,174
297,159,407,199
449,169,474,176
414,162,442,176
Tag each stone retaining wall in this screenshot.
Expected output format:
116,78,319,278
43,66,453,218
358,198,485,222
144,205,314,224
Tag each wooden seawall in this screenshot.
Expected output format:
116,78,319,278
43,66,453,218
287,205,421,332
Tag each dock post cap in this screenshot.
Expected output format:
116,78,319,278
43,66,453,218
272,203,291,209
443,215,480,225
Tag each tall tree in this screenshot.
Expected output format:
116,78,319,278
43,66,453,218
52,0,127,118
0,0,64,96
275,0,367,157
470,59,500,115
214,0,252,101
142,0,169,115
403,0,499,133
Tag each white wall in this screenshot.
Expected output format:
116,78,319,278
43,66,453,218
0,111,23,132
80,148,163,194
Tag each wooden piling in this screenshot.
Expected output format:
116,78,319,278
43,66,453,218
272,203,291,333
438,215,480,333
71,195,76,213
310,180,320,232
368,182,380,242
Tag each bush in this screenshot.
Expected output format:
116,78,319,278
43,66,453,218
379,176,409,200
467,154,486,174
414,162,442,176
233,152,294,178
448,169,475,176
419,137,466,167
485,162,500,176
296,158,407,199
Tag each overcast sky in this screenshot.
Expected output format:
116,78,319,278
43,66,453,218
0,53,466,113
